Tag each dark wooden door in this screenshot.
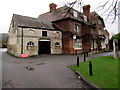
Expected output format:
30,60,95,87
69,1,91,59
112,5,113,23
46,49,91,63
38,41,51,54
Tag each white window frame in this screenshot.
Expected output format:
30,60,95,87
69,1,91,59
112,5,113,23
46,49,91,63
74,39,82,49
105,36,109,44
73,10,78,17
84,15,87,21
73,35,76,40
27,41,34,46
27,41,35,50
74,24,79,32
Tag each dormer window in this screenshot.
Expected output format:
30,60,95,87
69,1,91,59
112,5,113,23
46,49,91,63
73,10,78,17
83,15,87,21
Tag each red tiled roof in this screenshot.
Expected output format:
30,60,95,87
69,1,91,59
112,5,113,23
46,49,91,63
38,6,83,22
90,11,105,27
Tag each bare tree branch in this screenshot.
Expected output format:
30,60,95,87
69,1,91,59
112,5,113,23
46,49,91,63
64,0,119,23
96,0,119,23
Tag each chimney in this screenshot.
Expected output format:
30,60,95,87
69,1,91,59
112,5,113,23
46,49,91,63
83,5,91,21
49,3,57,12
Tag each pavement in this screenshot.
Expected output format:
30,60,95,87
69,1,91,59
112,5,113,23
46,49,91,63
1,48,114,88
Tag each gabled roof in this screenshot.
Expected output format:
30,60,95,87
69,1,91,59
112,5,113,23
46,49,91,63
38,6,83,22
38,5,97,28
12,14,54,30
90,12,105,27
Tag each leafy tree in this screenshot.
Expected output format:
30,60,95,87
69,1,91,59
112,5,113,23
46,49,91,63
111,33,120,40
109,33,120,50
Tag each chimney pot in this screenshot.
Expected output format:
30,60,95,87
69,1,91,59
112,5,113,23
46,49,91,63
83,5,91,21
49,3,57,12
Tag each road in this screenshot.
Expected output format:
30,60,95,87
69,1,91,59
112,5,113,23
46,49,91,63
2,48,113,88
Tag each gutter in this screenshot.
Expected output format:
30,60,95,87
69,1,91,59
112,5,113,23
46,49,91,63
18,26,55,31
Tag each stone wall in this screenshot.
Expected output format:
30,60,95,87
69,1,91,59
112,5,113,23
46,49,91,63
7,21,19,57
8,24,62,57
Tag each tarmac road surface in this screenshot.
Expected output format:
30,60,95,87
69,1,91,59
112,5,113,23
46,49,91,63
2,48,113,88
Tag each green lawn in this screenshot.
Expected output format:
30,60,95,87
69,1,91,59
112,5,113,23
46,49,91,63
70,56,119,88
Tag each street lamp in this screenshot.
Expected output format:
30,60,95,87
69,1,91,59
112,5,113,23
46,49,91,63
73,34,80,67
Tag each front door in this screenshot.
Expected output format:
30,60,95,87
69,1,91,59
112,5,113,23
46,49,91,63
38,41,51,54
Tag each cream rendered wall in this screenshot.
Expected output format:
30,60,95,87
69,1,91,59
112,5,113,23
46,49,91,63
8,22,62,57
16,27,62,57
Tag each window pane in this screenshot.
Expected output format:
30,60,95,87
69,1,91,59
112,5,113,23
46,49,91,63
42,31,47,36
55,42,60,46
84,15,87,21
77,25,79,32
74,39,82,49
73,11,77,17
27,41,34,46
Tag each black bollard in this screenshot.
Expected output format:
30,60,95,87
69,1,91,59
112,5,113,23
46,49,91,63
77,56,79,67
84,53,86,62
89,61,93,76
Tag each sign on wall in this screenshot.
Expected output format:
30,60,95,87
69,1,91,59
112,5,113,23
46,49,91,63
73,35,76,39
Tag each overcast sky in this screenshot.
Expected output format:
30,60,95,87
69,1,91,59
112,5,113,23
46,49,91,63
0,0,119,37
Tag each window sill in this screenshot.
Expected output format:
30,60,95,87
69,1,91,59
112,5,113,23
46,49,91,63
74,48,82,50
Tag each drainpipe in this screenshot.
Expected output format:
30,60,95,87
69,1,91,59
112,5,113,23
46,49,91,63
21,27,23,54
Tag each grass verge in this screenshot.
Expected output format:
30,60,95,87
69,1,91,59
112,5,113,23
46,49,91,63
70,56,119,88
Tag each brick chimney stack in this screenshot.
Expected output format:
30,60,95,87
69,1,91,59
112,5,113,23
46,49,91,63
83,5,91,21
49,3,57,12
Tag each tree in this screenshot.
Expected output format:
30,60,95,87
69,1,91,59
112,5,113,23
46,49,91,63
109,33,120,50
111,33,120,40
63,0,119,23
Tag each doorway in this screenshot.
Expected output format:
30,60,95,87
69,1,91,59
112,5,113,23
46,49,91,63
38,40,51,55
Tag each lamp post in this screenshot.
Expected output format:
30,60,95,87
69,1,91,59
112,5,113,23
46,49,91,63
73,34,80,67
